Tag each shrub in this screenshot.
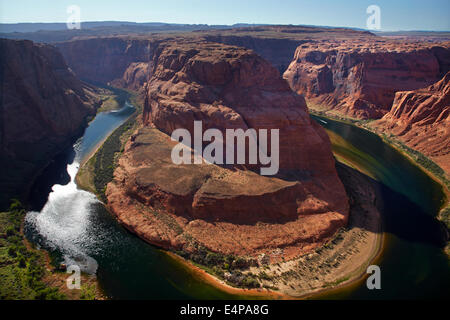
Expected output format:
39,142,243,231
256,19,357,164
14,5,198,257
7,246,17,257
6,226,16,237
212,266,224,278
241,276,260,288
258,271,271,280
205,252,224,266
9,199,23,211
18,256,26,268
35,287,65,300
80,285,96,300
232,257,249,269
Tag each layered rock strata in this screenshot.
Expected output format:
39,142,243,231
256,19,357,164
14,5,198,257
374,72,450,174
284,39,450,119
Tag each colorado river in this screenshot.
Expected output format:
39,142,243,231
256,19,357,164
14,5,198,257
312,115,449,299
23,105,449,299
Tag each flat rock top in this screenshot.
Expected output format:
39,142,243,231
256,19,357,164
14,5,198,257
294,38,450,54
130,127,296,197
107,126,348,258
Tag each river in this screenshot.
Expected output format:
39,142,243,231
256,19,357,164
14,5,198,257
23,104,450,299
24,102,243,299
311,115,449,299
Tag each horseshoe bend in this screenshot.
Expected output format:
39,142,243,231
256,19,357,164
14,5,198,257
1,7,449,303
104,41,349,260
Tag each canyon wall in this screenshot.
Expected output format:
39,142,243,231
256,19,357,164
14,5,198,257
57,36,303,90
56,38,160,88
284,40,450,119
200,27,374,74
0,39,99,209
106,40,349,261
374,72,450,174
55,34,450,180
56,36,307,91
55,27,375,91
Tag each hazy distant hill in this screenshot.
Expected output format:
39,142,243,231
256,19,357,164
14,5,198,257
0,21,228,33
2,21,448,44
0,22,268,43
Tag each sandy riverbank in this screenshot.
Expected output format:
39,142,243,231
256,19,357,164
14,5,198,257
166,252,290,299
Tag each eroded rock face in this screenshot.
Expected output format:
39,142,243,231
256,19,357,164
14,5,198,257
284,39,450,119
111,61,152,91
106,41,349,261
374,72,450,174
144,41,340,174
0,39,99,208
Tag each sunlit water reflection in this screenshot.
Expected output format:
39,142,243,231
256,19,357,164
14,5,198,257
25,103,135,274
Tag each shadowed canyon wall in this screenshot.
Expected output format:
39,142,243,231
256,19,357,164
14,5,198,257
0,39,99,208
56,38,159,87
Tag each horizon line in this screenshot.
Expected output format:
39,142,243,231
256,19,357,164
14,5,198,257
0,21,449,33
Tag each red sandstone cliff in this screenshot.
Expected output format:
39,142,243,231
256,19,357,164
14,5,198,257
106,41,349,261
374,72,450,174
284,39,450,119
0,39,99,208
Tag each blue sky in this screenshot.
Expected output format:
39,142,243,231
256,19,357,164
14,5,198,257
0,0,449,31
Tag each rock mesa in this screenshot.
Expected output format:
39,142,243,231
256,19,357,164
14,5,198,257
106,41,349,261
